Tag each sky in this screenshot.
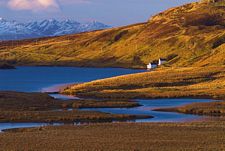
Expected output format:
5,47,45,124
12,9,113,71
0,0,198,26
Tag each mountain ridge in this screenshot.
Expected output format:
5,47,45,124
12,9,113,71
0,18,110,40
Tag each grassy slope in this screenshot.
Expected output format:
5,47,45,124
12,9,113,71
1,122,225,150
0,2,224,68
63,66,225,99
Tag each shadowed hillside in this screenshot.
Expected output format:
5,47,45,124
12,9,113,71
0,1,224,68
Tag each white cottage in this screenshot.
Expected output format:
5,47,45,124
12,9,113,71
158,58,166,66
147,63,157,70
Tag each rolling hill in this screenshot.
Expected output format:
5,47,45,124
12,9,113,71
0,0,224,68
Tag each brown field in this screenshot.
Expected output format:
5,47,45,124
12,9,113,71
0,91,149,123
0,91,61,111
0,110,151,123
1,121,225,151
0,91,140,111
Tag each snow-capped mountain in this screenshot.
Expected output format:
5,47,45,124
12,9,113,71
0,18,39,40
0,18,110,40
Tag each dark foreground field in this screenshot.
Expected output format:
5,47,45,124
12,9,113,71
1,121,225,151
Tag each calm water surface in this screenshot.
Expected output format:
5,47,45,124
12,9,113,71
0,66,144,92
0,66,144,131
81,99,215,122
0,67,216,131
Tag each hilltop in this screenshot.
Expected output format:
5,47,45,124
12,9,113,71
0,1,224,68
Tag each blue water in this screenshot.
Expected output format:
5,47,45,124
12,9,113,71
0,66,144,92
0,66,145,131
0,123,49,131
81,99,216,122
0,123,67,132
0,66,217,131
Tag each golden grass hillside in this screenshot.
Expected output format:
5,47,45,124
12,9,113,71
63,66,225,99
0,1,224,68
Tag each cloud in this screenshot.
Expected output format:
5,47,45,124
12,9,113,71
8,0,59,11
5,0,91,12
0,0,7,6
59,0,91,4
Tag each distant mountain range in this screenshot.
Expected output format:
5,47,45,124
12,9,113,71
0,18,110,40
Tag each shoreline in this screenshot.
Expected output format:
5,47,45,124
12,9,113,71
0,89,216,130
7,65,146,70
0,63,16,70
0,91,151,126
0,113,152,124
46,83,222,120
41,83,77,94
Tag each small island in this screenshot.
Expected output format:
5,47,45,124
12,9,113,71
0,63,16,69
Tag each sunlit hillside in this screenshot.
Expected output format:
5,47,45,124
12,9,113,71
0,1,224,68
